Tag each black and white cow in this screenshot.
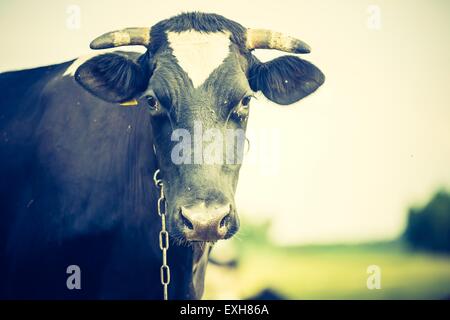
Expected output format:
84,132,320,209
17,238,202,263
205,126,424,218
0,12,324,299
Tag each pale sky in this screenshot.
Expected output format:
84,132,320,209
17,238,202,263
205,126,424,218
1,0,449,244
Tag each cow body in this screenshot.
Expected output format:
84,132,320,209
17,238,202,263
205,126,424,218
0,12,324,299
0,62,195,299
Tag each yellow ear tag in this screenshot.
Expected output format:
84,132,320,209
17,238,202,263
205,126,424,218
119,99,138,107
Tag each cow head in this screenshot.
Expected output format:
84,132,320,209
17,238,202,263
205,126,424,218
75,13,324,244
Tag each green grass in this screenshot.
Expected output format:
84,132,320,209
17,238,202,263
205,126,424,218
204,241,450,299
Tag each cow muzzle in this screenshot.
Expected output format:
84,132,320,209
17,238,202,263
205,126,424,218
177,202,238,241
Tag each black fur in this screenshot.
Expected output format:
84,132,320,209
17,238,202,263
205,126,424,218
249,55,325,105
75,52,149,103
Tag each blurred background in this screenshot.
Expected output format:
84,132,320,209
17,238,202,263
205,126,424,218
0,0,449,299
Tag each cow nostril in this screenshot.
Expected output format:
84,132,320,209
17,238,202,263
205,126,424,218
179,208,194,230
219,213,231,229
180,204,235,241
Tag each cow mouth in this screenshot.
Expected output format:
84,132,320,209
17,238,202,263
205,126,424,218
192,241,213,267
172,240,213,274
190,241,213,299
170,233,218,247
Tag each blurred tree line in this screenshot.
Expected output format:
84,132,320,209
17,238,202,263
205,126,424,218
404,190,450,253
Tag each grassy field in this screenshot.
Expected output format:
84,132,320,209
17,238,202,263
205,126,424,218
204,241,450,300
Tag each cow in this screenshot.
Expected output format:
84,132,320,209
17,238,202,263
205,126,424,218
0,12,324,299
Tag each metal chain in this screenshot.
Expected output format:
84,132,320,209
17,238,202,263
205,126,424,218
153,169,170,300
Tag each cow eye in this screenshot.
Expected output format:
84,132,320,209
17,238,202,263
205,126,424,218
145,95,159,110
232,96,252,121
241,96,252,107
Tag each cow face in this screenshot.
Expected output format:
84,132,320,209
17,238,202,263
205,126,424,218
75,13,324,243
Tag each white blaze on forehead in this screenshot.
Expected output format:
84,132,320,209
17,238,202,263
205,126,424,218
167,31,231,88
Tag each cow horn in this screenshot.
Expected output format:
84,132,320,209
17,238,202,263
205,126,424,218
245,28,311,54
90,27,151,49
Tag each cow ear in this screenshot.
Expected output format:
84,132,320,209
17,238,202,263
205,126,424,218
248,55,325,105
75,52,149,103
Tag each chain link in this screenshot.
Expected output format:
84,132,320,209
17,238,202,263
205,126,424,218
153,169,170,300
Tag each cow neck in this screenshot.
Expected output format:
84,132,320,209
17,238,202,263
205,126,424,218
152,144,213,300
